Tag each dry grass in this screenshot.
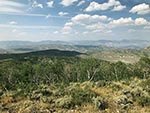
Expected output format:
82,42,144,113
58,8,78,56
1,78,150,113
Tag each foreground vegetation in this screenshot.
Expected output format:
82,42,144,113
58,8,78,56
0,56,150,112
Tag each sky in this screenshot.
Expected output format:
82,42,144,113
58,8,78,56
0,0,150,41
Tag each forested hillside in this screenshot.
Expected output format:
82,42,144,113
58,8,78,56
0,49,82,60
0,56,150,113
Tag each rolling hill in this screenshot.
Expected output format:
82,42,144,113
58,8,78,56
81,47,150,63
0,49,82,60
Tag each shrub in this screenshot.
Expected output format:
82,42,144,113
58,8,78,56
137,95,150,107
63,83,97,107
140,79,150,94
69,88,96,106
55,95,73,108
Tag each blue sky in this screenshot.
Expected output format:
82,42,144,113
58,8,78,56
0,0,150,41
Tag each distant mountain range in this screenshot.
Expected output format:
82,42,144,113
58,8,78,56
0,40,150,54
72,39,150,49
0,41,150,63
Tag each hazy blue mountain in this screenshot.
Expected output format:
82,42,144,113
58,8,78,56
0,40,150,54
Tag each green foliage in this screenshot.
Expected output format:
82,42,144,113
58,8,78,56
1,56,150,112
61,82,97,107
0,56,150,93
69,88,96,106
55,95,73,108
136,57,150,79
137,95,150,107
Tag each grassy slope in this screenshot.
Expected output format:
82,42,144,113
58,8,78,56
1,78,150,113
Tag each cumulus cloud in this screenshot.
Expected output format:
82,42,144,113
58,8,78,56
91,17,146,28
135,18,148,25
85,0,126,12
109,17,149,27
61,12,150,36
47,1,54,8
112,4,126,11
58,11,68,16
60,14,112,35
109,17,133,26
71,14,111,25
129,3,150,15
77,0,85,6
60,14,111,35
60,0,78,7
59,21,73,35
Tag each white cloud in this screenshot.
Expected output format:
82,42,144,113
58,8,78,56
47,1,54,8
92,29,112,34
37,4,43,8
135,18,148,25
65,22,73,26
85,2,108,12
109,17,150,27
0,0,26,13
129,3,150,15
85,0,126,12
71,14,90,25
61,0,78,7
31,0,43,8
86,23,107,31
71,14,111,25
9,21,18,25
61,12,150,37
112,4,126,11
58,11,68,16
61,14,112,35
77,0,85,6
109,17,133,26
60,21,73,34
61,26,72,34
